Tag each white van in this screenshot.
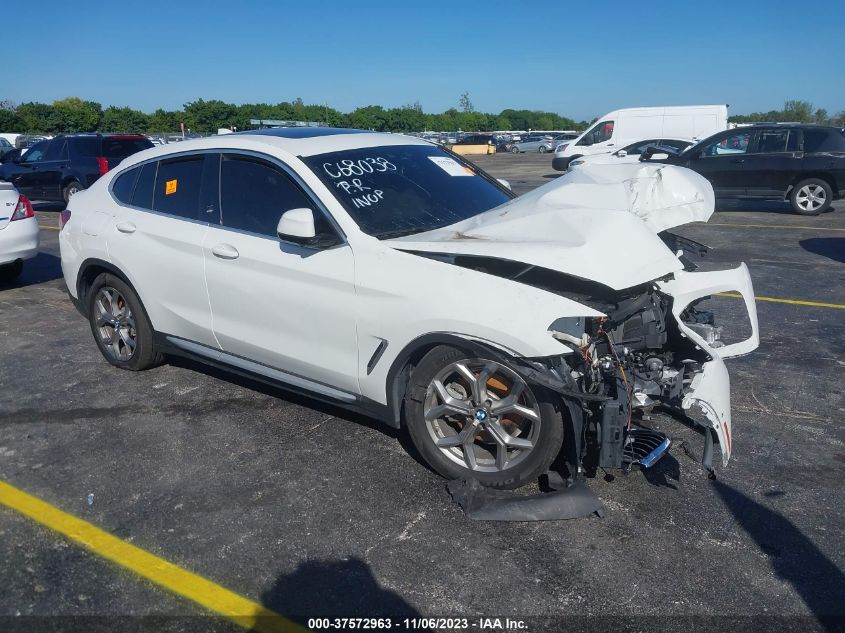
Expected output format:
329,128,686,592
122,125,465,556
552,105,728,171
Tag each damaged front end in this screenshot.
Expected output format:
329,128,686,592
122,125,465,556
520,259,758,478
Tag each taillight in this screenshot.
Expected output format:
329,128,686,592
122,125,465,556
59,209,72,229
96,156,109,175
11,195,34,221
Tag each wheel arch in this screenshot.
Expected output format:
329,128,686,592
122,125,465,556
787,172,838,199
383,333,521,429
75,258,147,318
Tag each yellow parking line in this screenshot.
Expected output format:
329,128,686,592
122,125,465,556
0,480,305,633
718,292,845,309
40,225,60,231
708,222,845,232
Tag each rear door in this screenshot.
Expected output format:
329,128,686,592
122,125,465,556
741,128,801,196
108,153,217,347
685,129,756,197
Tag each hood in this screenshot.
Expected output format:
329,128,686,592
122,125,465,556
386,163,714,290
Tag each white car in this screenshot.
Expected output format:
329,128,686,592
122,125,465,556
59,129,758,490
567,138,695,170
0,182,39,282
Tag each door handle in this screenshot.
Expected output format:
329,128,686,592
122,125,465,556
211,243,239,260
116,221,136,234
730,158,745,163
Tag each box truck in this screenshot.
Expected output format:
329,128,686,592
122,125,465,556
552,105,729,171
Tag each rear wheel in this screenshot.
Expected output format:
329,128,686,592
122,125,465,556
404,346,563,489
790,178,832,215
87,273,162,370
63,180,83,203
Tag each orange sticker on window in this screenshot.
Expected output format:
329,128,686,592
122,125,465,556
165,179,177,195
463,167,476,175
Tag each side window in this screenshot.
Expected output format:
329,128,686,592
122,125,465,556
131,162,157,209
112,167,140,204
152,156,204,220
220,154,330,238
577,120,614,146
21,140,49,162
701,131,752,156
658,139,692,152
626,140,658,155
44,140,67,161
754,130,789,153
801,129,845,152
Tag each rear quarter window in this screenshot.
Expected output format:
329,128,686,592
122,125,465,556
112,167,140,204
803,129,845,153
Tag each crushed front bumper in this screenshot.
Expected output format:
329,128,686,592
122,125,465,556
657,263,759,467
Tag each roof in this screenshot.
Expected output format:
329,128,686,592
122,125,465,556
110,128,431,171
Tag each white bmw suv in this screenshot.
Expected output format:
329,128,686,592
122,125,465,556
60,128,758,490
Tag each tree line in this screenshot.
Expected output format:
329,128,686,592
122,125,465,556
0,96,587,135
1,96,841,136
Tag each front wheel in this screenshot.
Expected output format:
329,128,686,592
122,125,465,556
790,178,832,215
510,146,520,154
538,145,548,153
87,273,162,370
404,346,563,489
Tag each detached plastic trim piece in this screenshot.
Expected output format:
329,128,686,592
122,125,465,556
447,478,603,521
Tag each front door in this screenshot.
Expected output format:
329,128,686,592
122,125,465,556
203,152,360,396
685,129,755,197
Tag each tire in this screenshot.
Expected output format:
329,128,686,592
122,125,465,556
404,345,563,489
790,178,832,215
0,260,23,283
539,145,548,153
63,180,83,203
87,273,162,371
510,146,520,154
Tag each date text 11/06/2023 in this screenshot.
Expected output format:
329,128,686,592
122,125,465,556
307,617,528,630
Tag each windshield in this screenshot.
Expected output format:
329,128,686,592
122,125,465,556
301,144,513,238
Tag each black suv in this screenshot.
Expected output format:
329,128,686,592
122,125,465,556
646,124,845,215
0,134,153,203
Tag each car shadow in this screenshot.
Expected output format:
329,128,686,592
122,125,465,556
258,557,428,628
31,200,65,212
800,238,845,263
0,252,63,289
165,356,435,475
712,480,845,630
714,199,796,214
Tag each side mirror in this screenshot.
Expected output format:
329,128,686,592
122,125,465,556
497,178,511,190
277,208,316,244
616,149,627,157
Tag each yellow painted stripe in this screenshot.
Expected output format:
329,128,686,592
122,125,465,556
707,222,845,232
40,225,60,231
718,292,845,309
0,480,305,633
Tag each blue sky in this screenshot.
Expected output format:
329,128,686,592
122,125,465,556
5,0,843,120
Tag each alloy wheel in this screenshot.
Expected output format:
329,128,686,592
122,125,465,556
796,184,826,212
423,359,541,472
93,286,137,361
